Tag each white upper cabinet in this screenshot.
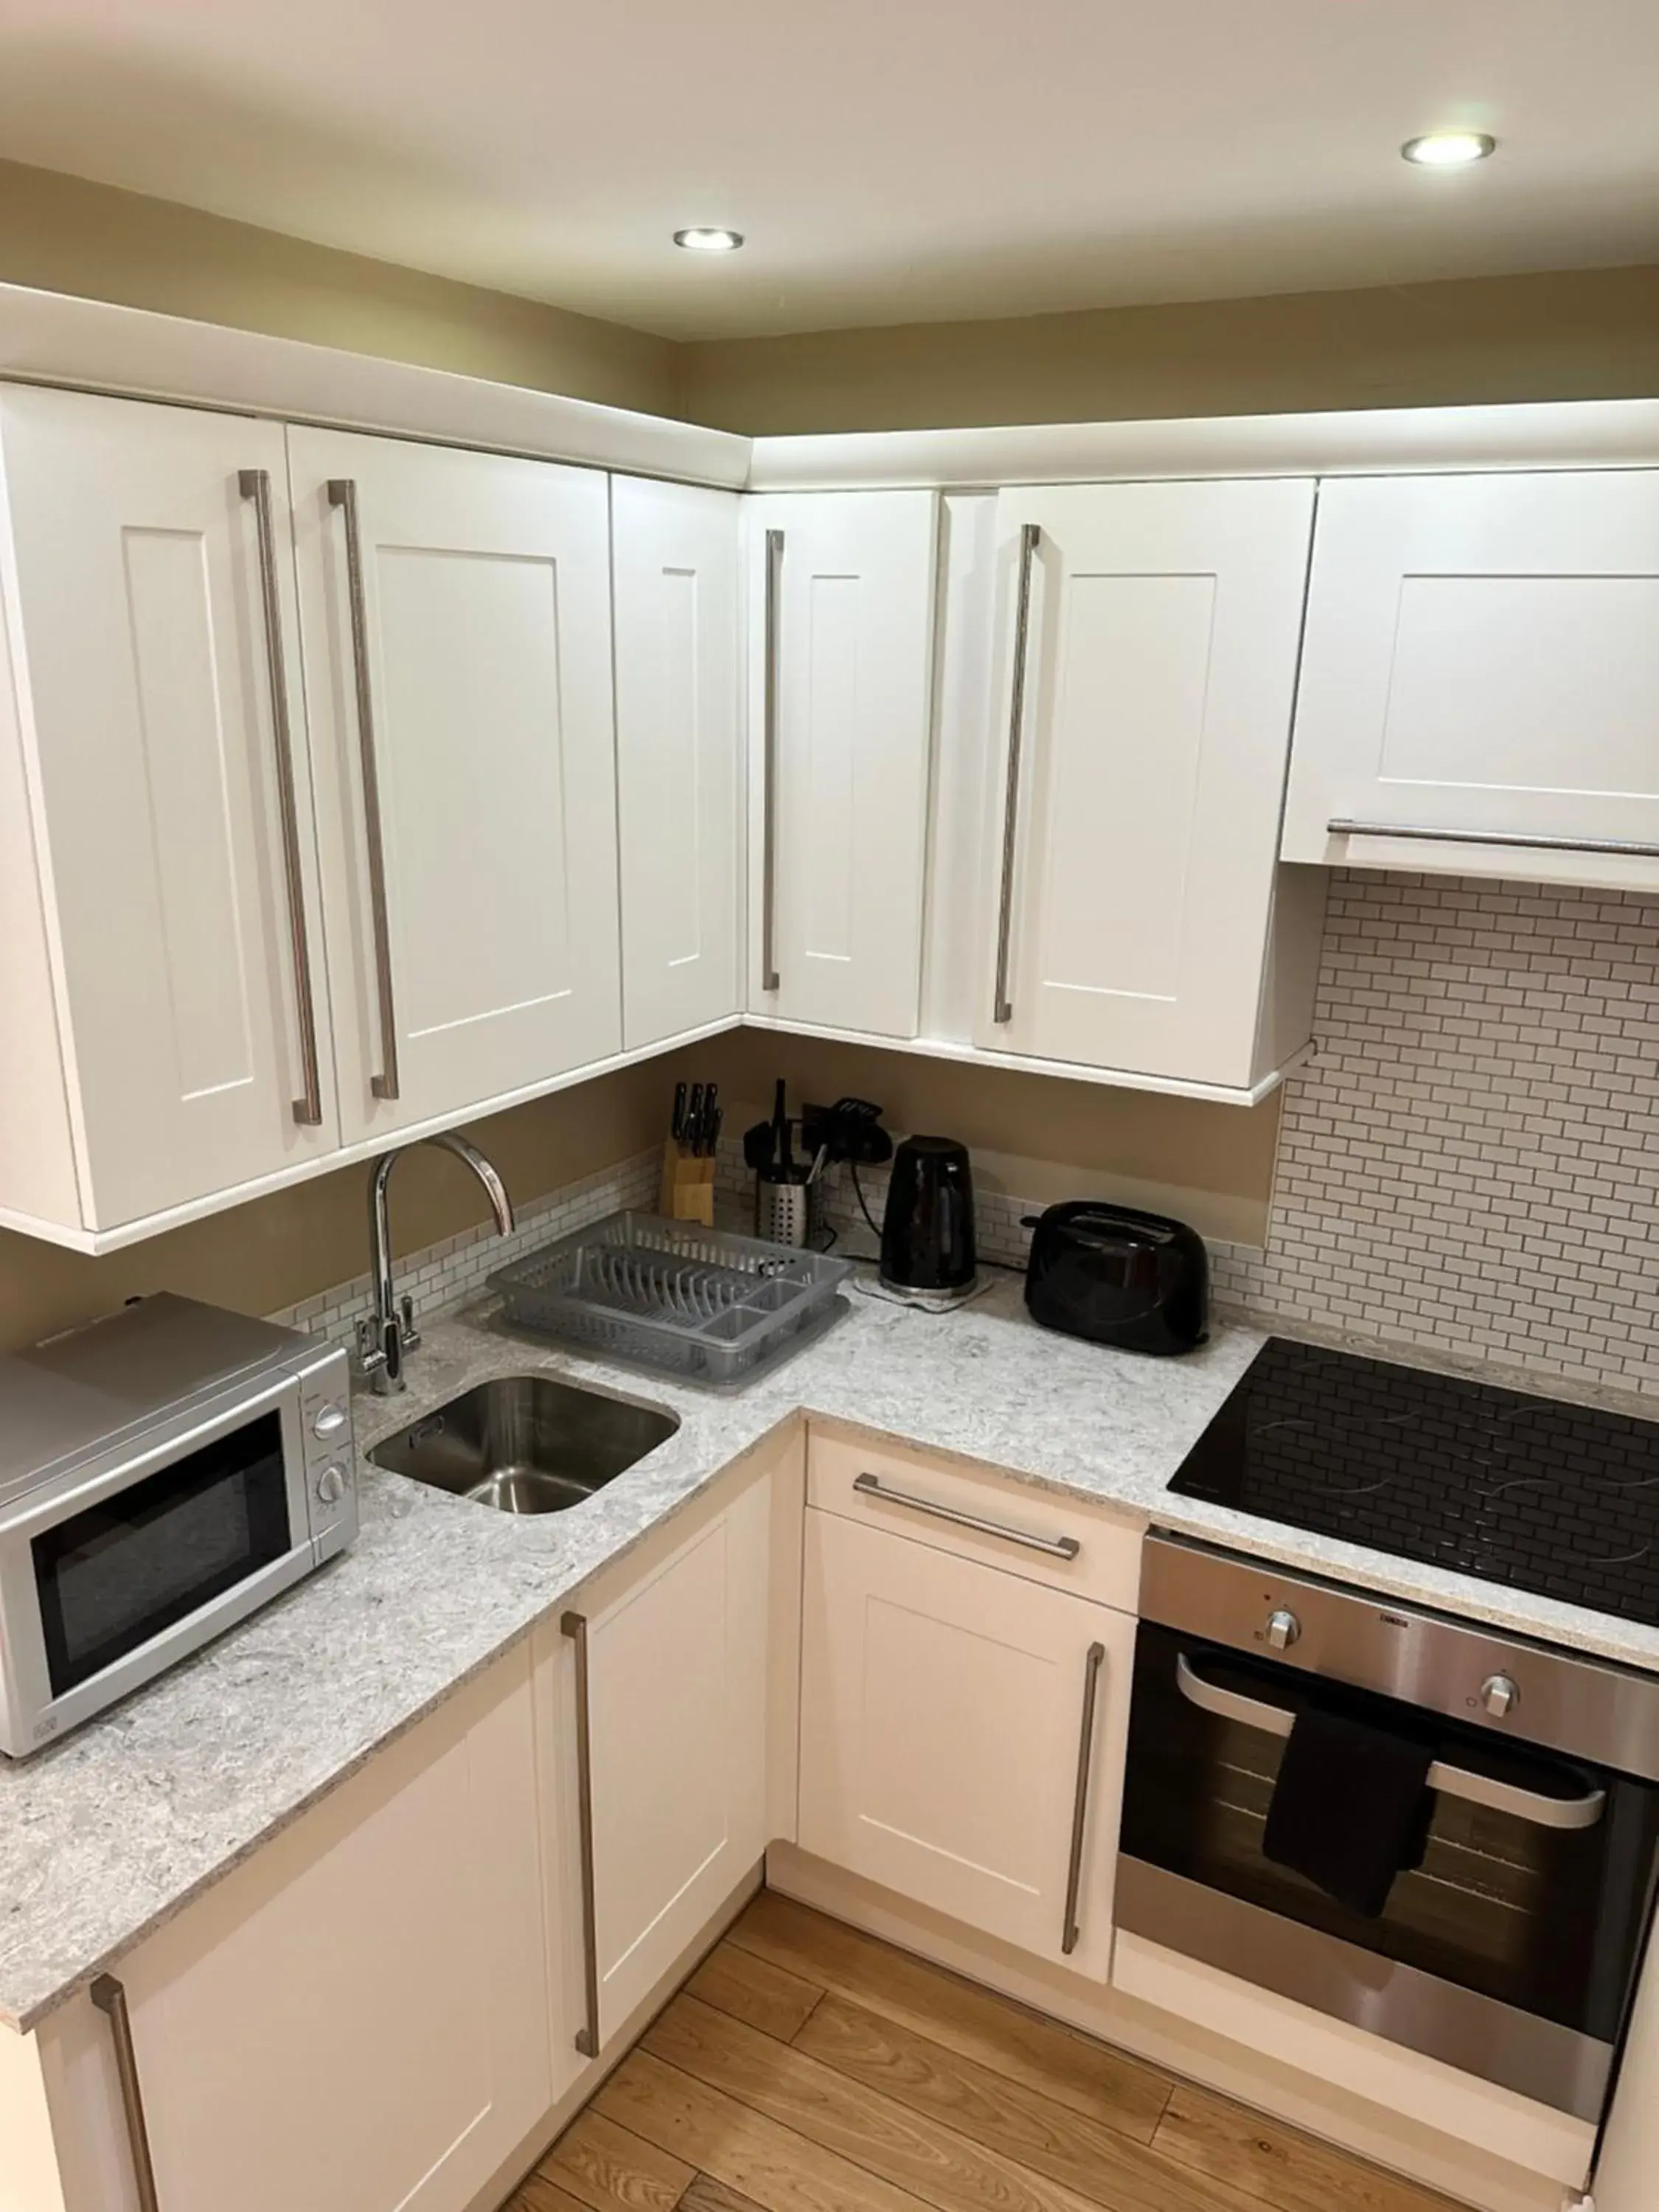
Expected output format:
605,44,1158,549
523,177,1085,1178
973,479,1318,1090
1282,472,1659,888
288,428,622,1146
0,385,339,1236
612,476,742,1051
745,490,938,1039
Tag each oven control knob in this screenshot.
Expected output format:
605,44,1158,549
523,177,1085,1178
1481,1674,1519,1719
316,1464,347,1505
1265,1608,1302,1652
312,1404,348,1440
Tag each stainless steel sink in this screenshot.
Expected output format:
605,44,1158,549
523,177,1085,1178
368,1374,678,1514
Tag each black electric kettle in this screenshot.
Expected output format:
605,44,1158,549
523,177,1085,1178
880,1136,976,1298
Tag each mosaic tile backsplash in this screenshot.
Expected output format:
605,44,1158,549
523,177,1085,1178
1214,870,1659,1398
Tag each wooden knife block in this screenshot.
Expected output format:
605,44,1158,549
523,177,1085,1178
660,1139,716,1225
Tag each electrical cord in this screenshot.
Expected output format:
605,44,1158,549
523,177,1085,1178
849,1161,884,1243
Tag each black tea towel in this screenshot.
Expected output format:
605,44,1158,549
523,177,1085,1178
1262,1705,1434,1917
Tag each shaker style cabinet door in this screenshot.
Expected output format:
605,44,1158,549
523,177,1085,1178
745,490,937,1039
798,1507,1135,1979
288,428,621,1144
1282,471,1659,888
41,1651,552,2212
0,384,339,1230
549,1478,771,2055
612,476,742,1050
974,479,1315,1088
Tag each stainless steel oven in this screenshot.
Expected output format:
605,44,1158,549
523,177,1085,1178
0,1295,356,1757
1118,1534,1659,2123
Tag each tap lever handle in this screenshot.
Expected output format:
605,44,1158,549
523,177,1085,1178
399,1293,420,1350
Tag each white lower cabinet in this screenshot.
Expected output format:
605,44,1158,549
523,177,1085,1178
798,1503,1136,1979
38,1647,552,2212
538,1471,772,2057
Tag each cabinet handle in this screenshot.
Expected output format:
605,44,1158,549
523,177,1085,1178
91,1974,161,2212
1061,1642,1107,1957
993,522,1041,1026
852,1471,1081,1559
1328,817,1659,861
561,1610,602,2059
760,528,785,993
327,479,401,1102
240,468,324,1127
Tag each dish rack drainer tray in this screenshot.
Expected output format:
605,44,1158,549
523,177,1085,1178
489,1211,852,1382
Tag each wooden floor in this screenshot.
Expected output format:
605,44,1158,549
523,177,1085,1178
501,1893,1459,2212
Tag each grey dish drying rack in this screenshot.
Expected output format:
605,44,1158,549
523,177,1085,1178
489,1211,852,1383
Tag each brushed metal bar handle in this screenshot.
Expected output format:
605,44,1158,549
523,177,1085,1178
852,1471,1080,1559
240,467,323,1127
993,521,1041,1025
562,1610,602,2058
327,479,401,1102
1062,1642,1107,1957
761,527,785,993
1328,818,1659,861
1173,1654,1607,1832
91,1974,161,2212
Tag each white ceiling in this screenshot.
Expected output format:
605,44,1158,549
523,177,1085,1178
0,0,1655,341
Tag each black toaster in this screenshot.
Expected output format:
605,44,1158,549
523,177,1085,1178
1022,1200,1208,1355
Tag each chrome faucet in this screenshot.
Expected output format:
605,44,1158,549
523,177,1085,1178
358,1133,515,1394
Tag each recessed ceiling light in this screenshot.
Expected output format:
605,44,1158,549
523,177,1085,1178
674,227,744,252
1401,131,1496,168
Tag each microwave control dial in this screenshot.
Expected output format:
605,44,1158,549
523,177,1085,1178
1265,1608,1302,1652
312,1404,348,1441
316,1464,347,1506
1480,1674,1519,1719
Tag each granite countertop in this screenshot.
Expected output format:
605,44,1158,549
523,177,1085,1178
5,1270,1659,2036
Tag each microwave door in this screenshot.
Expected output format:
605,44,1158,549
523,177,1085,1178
0,1373,316,1753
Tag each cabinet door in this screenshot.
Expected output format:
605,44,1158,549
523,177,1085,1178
44,1649,551,2212
0,384,338,1229
289,428,621,1143
799,1507,1135,1979
613,477,742,1050
746,491,937,1039
561,1479,770,2051
974,480,1315,1088
1283,471,1659,885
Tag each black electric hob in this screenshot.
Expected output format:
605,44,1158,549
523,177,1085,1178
1168,1337,1659,1626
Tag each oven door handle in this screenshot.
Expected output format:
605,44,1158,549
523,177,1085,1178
1173,1654,1607,1833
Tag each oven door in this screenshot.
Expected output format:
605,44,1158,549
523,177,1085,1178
1117,1621,1659,2120
0,1371,316,1753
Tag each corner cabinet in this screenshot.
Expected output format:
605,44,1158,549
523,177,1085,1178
612,476,743,1051
798,1432,1141,1979
973,479,1321,1090
35,1649,552,2212
1281,470,1659,891
745,490,938,1040
0,384,341,1238
288,428,622,1145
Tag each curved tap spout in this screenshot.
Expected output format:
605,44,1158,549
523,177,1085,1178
362,1133,515,1394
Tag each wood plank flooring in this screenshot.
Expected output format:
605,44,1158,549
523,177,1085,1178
501,1893,1459,2212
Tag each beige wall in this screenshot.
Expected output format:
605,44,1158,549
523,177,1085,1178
707,1032,1280,1248
678,261,1659,434
0,158,678,417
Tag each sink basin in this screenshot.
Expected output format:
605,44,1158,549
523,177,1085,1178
368,1375,678,1514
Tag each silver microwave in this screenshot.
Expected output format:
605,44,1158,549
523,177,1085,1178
0,1294,357,1758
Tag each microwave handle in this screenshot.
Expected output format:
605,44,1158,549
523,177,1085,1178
1174,1653,1607,1833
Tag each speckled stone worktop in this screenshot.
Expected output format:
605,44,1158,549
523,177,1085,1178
4,1272,1659,2037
